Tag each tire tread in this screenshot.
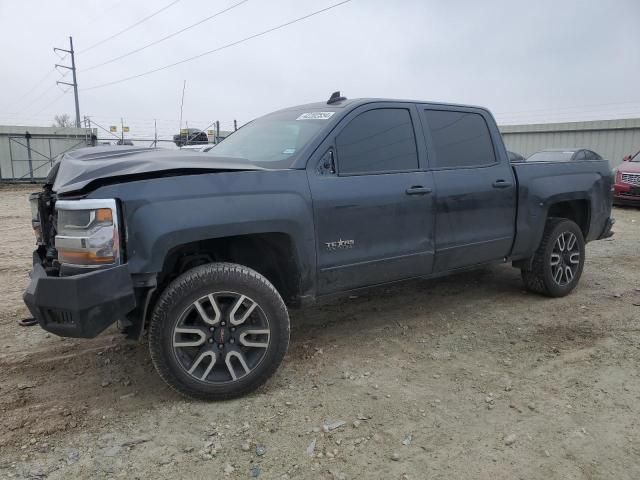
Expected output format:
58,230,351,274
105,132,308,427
148,262,289,401
521,217,584,297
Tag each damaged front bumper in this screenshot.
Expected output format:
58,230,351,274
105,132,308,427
23,255,136,338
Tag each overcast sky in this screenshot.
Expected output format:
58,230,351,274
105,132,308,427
1,0,639,139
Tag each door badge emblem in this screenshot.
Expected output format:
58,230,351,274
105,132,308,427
325,239,355,251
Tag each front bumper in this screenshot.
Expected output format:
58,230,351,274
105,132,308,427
613,183,640,206
613,193,640,206
23,259,136,338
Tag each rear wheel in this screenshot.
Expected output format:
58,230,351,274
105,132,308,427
149,262,289,400
521,218,585,297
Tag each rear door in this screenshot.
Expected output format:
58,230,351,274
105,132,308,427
307,103,436,294
419,107,517,272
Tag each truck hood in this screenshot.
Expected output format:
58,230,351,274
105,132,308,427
50,146,266,194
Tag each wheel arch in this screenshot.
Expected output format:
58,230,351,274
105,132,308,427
546,198,591,238
512,196,590,271
156,232,305,306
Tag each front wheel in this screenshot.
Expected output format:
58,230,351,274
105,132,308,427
521,218,585,297
149,263,290,400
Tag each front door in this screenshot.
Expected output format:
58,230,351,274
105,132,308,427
307,105,436,294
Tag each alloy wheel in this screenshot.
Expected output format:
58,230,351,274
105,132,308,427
549,231,580,286
172,291,270,383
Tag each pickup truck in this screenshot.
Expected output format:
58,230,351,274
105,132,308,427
23,94,614,400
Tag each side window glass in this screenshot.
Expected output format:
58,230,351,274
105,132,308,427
424,110,496,168
574,150,586,161
336,108,418,175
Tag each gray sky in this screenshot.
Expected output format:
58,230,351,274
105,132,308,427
1,0,639,140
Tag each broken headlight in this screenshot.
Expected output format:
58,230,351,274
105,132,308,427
29,193,43,244
55,199,121,267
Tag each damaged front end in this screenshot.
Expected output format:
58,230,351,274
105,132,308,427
23,167,136,338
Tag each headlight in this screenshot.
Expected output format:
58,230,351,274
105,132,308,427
615,169,622,183
55,199,121,267
29,193,43,244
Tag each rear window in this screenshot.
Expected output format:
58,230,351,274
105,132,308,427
424,110,496,168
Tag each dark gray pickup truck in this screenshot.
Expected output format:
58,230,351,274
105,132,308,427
24,94,614,400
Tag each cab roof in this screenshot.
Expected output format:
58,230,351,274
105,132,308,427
272,97,491,115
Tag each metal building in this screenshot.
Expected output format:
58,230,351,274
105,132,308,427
500,118,640,167
0,125,95,182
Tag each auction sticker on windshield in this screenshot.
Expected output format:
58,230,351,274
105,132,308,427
296,112,335,120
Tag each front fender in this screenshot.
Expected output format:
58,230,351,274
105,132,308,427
88,170,316,293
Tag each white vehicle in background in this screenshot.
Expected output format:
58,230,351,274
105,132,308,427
179,144,212,151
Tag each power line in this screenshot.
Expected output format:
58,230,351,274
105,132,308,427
82,0,249,73
19,83,61,113
31,91,70,118
77,0,181,55
494,100,640,117
495,105,640,121
4,68,58,110
71,0,131,37
82,0,353,91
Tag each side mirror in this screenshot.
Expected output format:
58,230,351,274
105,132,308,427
317,149,336,175
623,155,631,162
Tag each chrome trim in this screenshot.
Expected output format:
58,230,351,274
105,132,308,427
621,173,640,187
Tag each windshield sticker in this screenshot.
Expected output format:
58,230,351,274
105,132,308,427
282,148,296,155
296,112,335,120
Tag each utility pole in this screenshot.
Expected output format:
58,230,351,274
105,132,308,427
54,36,81,128
178,80,186,146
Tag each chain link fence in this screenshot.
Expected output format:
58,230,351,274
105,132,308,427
0,126,96,182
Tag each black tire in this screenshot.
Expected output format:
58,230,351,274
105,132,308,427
149,262,290,400
521,218,585,297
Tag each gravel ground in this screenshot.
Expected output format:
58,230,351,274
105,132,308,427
0,183,639,480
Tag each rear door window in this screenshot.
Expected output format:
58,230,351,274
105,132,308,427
423,110,496,168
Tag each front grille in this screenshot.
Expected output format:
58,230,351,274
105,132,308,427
621,173,640,186
45,309,75,325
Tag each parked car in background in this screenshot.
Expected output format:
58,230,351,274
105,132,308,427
527,149,603,162
179,144,212,151
508,150,525,162
613,150,640,206
116,139,134,146
173,128,208,147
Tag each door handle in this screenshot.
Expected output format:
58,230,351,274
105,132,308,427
405,186,432,195
492,179,512,189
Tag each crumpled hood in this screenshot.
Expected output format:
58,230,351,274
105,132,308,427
50,146,265,193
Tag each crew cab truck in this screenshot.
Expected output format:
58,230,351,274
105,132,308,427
24,94,614,400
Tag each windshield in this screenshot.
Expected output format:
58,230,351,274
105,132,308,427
632,151,640,162
207,110,335,167
527,151,575,162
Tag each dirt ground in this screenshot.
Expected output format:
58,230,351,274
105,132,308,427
0,183,638,480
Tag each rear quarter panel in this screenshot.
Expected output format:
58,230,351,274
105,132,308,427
510,160,613,259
